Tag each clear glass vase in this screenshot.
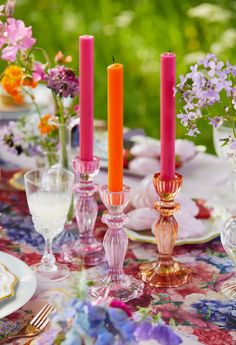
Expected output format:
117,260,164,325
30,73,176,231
213,121,236,212
53,117,80,250
58,117,79,170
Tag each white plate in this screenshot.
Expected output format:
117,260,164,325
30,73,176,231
0,252,37,319
126,212,227,246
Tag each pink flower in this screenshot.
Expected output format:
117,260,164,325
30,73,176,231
5,0,16,17
110,299,133,317
1,45,18,61
33,62,46,82
1,18,36,61
74,104,80,114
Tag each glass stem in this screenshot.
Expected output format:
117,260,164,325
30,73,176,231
41,238,57,272
230,168,236,192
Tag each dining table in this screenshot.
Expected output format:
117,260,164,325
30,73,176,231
0,148,236,345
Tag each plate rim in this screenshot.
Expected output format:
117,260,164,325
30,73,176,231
0,251,37,319
125,227,220,246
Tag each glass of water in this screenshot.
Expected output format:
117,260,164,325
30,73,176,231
213,121,236,211
221,216,236,299
24,167,74,282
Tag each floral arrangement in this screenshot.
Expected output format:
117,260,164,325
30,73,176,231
176,53,236,150
30,271,182,345
0,0,79,168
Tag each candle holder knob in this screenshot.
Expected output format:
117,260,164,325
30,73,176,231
140,173,192,287
61,156,104,266
90,185,144,302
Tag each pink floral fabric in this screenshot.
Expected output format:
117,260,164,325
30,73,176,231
0,169,236,344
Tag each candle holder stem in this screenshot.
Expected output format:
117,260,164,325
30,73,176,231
61,156,104,266
140,173,192,287
90,185,144,302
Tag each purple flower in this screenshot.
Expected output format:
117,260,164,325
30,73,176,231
1,18,36,61
134,321,153,340
176,55,236,141
208,116,223,128
188,125,200,137
47,65,79,98
151,324,182,345
230,138,236,151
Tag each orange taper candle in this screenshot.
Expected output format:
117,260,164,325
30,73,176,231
107,63,123,192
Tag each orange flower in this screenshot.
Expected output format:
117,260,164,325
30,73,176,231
38,114,57,135
1,65,37,104
55,50,72,64
2,65,23,104
21,76,37,88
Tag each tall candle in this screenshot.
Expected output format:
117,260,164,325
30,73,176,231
160,52,176,180
79,35,94,161
107,63,123,192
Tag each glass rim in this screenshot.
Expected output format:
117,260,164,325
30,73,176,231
24,167,74,187
99,184,130,195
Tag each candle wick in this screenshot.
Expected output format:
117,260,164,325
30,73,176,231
112,56,115,63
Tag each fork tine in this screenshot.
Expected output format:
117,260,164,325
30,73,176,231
39,318,49,331
31,304,53,327
35,306,55,329
30,304,50,325
32,304,54,328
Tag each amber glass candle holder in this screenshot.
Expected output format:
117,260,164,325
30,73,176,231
140,173,192,287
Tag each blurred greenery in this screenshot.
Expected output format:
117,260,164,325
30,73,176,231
4,0,236,152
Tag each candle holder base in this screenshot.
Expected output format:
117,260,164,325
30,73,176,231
61,240,104,266
220,278,236,300
140,260,191,288
91,273,143,302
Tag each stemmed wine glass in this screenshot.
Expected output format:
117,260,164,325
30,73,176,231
24,167,74,282
220,216,236,299
213,122,236,211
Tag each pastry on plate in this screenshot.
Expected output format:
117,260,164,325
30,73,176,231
0,263,18,302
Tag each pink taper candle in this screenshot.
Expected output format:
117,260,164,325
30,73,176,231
160,52,176,180
79,35,94,161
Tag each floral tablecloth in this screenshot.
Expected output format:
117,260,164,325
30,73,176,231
1,166,236,345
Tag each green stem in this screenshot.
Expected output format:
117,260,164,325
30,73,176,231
28,47,51,67
58,99,68,169
59,123,68,169
21,87,42,118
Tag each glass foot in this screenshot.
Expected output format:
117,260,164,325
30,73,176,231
61,240,105,266
140,260,192,287
220,278,236,299
31,263,70,282
90,273,144,302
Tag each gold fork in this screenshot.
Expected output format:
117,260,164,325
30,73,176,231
0,303,55,344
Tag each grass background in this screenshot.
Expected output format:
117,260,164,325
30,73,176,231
4,0,236,152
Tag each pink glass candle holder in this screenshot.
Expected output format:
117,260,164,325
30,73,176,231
140,173,192,287
62,156,104,266
90,184,144,302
